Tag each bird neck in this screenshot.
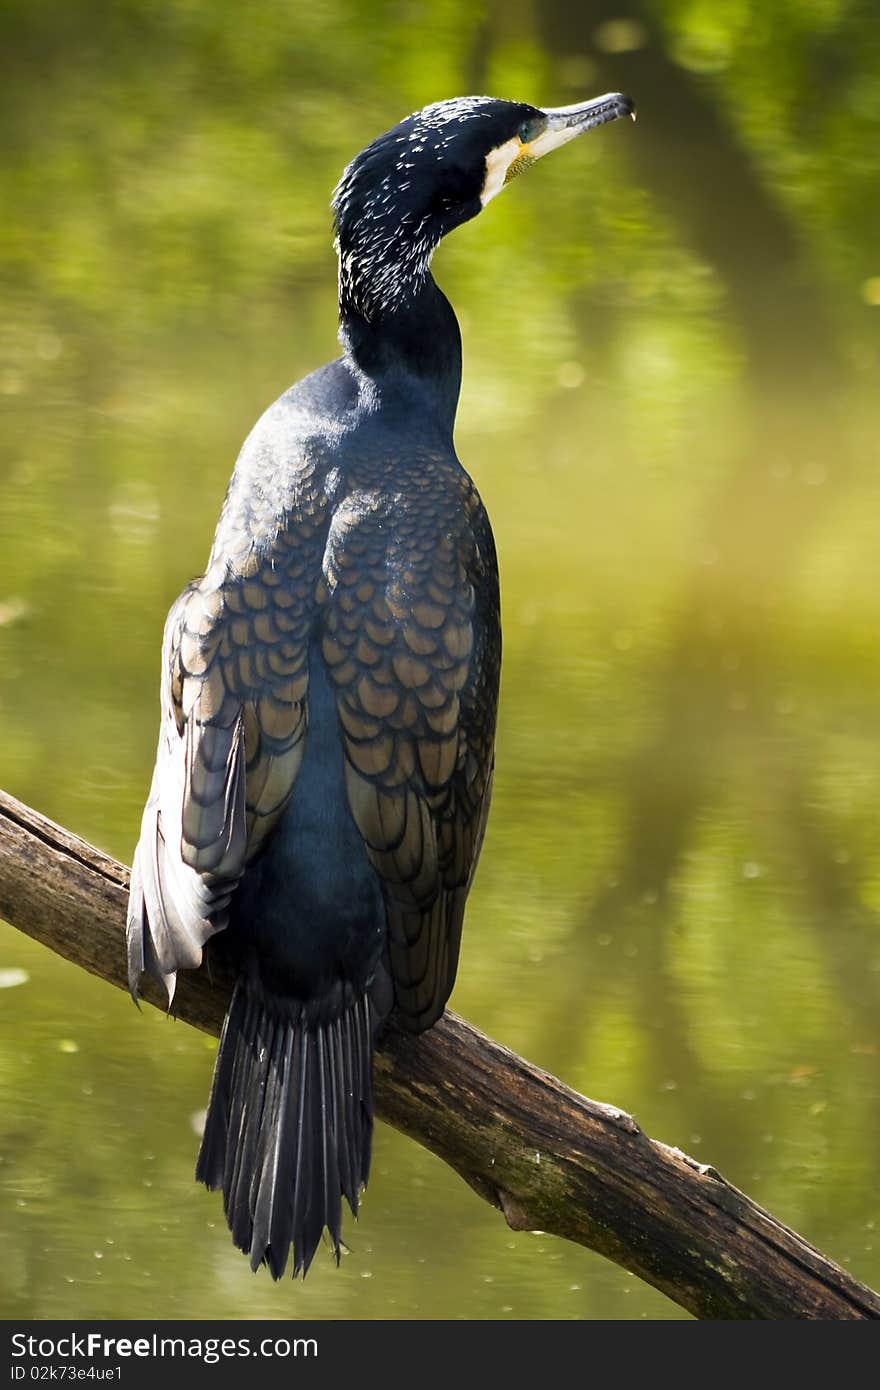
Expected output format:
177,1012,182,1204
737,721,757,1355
338,272,462,433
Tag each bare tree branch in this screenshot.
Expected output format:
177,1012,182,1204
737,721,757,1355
0,787,877,1320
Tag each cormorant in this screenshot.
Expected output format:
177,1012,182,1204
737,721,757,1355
127,90,635,1279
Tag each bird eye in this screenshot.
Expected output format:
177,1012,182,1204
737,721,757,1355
517,120,533,144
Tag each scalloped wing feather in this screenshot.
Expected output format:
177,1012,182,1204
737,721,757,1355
127,563,311,1002
323,474,500,1031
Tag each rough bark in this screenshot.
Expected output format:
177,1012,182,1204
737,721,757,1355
1,787,878,1320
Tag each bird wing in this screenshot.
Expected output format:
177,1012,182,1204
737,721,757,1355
322,483,500,1031
127,550,314,1002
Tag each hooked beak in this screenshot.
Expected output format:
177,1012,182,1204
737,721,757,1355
505,92,636,183
540,93,636,143
481,92,636,206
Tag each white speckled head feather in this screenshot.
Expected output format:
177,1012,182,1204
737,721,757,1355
332,97,536,320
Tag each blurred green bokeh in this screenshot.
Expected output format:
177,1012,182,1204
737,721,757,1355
1,0,879,1320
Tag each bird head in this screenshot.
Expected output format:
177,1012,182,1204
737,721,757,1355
333,93,635,322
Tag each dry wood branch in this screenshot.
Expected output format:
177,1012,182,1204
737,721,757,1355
1,787,877,1320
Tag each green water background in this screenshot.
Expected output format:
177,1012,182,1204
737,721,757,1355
1,0,879,1320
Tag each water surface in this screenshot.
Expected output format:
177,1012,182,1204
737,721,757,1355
1,0,879,1320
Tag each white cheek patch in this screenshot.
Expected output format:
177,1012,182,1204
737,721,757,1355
480,136,523,206
522,123,582,161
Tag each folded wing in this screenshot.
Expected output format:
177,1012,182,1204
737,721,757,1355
323,487,500,1031
127,549,314,1001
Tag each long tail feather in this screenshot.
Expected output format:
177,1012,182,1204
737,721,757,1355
196,982,374,1279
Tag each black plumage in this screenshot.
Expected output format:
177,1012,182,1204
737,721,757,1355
127,90,635,1279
